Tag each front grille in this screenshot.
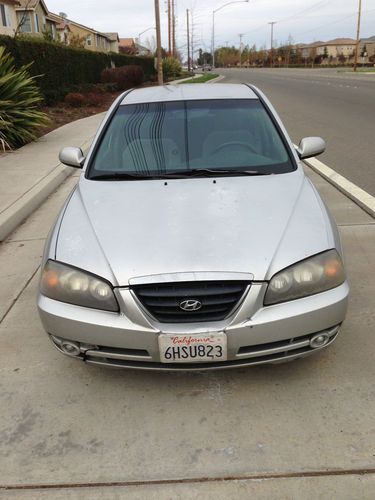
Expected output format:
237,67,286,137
131,281,250,323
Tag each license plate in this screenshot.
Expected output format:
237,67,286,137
158,333,227,363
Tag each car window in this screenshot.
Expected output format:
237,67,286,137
89,99,295,177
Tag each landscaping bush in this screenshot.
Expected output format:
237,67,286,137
0,35,155,103
64,92,86,107
0,46,48,149
163,57,182,79
101,65,144,91
86,92,105,106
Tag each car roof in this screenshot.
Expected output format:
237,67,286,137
120,83,258,105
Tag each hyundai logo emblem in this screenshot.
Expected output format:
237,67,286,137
179,299,202,312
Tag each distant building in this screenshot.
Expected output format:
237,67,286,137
360,36,375,60
119,37,152,56
300,38,357,62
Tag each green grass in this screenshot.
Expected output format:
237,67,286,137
179,73,219,84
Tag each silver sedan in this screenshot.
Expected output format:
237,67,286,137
37,83,349,370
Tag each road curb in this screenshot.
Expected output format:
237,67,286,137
0,163,75,242
207,75,225,83
304,156,375,219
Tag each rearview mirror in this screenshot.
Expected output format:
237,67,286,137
297,137,326,160
59,147,85,168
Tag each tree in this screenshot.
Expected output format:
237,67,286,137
197,49,212,66
69,33,86,49
323,46,328,59
14,0,33,37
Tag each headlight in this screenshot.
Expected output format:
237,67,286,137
264,250,346,306
40,260,119,312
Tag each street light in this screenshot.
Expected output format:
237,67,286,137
138,26,156,45
212,0,249,69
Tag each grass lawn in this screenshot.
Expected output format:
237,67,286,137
179,73,219,84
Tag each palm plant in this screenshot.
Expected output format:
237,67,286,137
0,46,49,150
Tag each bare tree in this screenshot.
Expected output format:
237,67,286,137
14,0,33,37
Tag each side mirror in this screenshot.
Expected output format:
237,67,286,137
59,147,85,168
296,137,326,160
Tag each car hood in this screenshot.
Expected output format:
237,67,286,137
56,171,334,286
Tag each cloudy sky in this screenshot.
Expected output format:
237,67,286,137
46,0,375,54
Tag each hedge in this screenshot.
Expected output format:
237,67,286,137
0,35,155,103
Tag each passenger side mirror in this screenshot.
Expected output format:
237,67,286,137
59,147,85,168
297,137,326,160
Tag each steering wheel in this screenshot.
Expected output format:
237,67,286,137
212,141,258,155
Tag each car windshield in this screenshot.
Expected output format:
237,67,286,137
88,99,295,179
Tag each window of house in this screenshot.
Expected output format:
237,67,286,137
17,11,32,32
0,4,11,27
86,35,92,46
35,13,39,32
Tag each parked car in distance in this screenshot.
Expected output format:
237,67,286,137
202,64,212,71
37,83,349,370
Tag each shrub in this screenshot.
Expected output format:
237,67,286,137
64,92,85,107
101,65,144,91
0,46,48,150
86,92,105,107
163,57,182,79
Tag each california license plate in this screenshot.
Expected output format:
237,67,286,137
158,333,227,363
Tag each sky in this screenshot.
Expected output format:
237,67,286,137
46,0,375,55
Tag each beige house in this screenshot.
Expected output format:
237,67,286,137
0,0,19,36
315,38,357,59
49,12,119,53
360,36,375,61
300,38,357,61
104,32,119,53
15,0,58,37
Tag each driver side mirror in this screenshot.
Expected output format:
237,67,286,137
296,137,326,160
59,147,85,168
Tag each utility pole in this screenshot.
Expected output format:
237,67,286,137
154,0,163,85
191,10,195,69
172,0,176,57
186,9,191,72
168,0,171,56
239,33,244,67
268,21,276,68
353,0,362,72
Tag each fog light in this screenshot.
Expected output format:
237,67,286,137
60,341,81,357
310,333,330,349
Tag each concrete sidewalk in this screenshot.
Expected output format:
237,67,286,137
0,113,105,242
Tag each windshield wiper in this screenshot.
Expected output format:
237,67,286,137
90,169,273,181
159,168,272,178
90,172,154,181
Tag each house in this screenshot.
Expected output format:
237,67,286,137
119,37,152,56
15,0,58,38
300,41,324,60
360,36,375,60
0,0,19,36
315,38,357,60
104,32,119,53
119,37,137,54
48,12,119,53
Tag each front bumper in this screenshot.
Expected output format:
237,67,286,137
37,281,349,371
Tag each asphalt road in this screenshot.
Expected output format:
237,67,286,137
217,68,375,196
